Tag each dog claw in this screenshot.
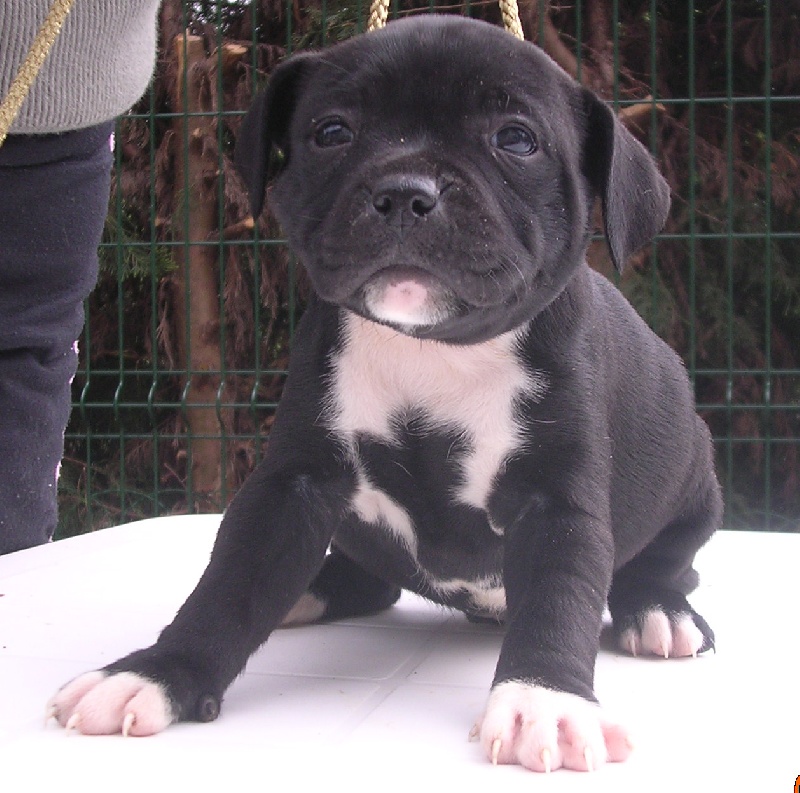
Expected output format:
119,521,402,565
491,738,502,765
65,713,81,733
623,635,638,657
122,712,135,738
541,747,552,774
584,746,595,772
45,704,57,727
468,723,479,741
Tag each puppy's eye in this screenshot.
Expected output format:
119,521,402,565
313,120,354,148
491,125,537,156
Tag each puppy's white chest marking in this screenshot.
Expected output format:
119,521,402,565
350,479,418,555
326,312,546,550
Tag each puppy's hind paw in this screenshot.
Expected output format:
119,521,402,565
476,681,633,772
48,670,175,737
618,607,713,659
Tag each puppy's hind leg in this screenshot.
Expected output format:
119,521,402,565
609,480,721,659
281,546,401,626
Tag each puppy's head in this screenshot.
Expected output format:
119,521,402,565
236,15,670,344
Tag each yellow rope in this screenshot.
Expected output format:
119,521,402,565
367,0,390,34
367,0,524,40
0,0,78,147
498,0,524,40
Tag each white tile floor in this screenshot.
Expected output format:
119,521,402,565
1,515,798,791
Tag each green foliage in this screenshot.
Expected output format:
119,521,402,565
99,208,177,283
292,4,365,49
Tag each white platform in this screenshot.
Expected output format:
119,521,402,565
1,515,798,791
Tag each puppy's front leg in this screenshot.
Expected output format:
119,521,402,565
48,305,355,736
478,505,631,772
49,447,355,736
45,340,355,735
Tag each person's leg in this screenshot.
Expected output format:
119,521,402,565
0,122,113,554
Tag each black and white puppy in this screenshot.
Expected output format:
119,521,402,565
50,16,722,772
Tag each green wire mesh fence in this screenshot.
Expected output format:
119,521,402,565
58,0,800,538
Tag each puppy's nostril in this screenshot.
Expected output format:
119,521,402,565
373,193,393,215
410,193,437,217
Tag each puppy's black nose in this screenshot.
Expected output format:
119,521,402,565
371,176,439,223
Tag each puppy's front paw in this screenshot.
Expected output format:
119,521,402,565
475,681,632,772
47,670,175,736
617,607,711,658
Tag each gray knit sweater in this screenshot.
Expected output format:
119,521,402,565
0,0,161,134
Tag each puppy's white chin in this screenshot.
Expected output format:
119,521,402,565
363,275,450,328
366,302,439,329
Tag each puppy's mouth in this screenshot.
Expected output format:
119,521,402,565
356,266,463,331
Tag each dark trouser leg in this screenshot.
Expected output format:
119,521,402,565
0,122,113,554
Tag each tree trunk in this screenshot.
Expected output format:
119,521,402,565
171,33,226,509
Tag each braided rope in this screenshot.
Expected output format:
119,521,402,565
367,0,524,40
498,0,524,40
0,0,78,146
367,0,390,33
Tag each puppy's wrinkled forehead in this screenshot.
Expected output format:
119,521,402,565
298,17,573,134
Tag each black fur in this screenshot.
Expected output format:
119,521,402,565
83,16,720,731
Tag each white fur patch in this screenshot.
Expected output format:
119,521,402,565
351,466,418,555
430,575,506,616
326,312,545,512
49,670,174,736
477,680,632,771
618,608,705,658
363,277,448,328
281,592,328,626
326,312,545,595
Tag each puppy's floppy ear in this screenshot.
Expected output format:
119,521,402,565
235,53,317,219
582,89,671,272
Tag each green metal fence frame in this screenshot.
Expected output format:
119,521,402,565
60,0,800,538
